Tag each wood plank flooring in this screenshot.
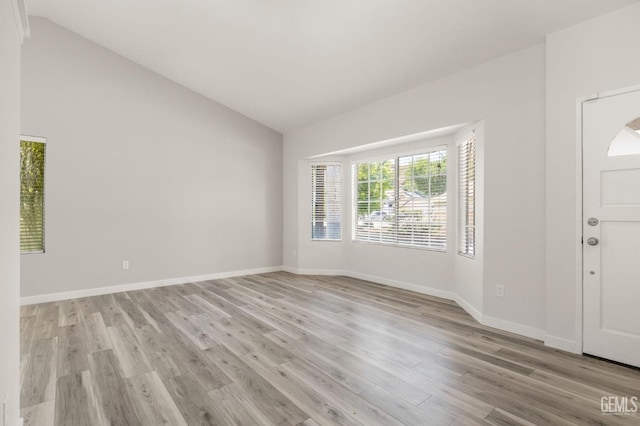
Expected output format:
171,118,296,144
20,272,640,425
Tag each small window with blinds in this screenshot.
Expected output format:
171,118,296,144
458,133,476,257
353,147,447,250
20,137,47,254
311,163,342,240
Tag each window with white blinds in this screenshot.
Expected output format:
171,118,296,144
458,133,476,257
311,164,342,240
353,147,447,250
20,137,47,254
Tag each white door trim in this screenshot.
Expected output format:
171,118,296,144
10,0,29,43
575,83,640,355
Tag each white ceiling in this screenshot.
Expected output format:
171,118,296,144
28,0,638,132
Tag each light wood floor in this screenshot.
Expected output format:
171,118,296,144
20,272,640,425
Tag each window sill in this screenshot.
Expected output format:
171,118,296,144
351,239,447,253
457,252,475,260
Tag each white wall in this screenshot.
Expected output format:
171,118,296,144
342,135,456,296
18,3,639,354
294,134,458,299
296,156,348,273
0,1,23,424
283,2,640,349
284,43,546,335
285,2,640,346
21,18,283,298
545,3,640,350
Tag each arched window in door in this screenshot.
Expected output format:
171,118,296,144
608,117,640,157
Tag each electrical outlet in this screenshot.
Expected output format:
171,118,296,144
122,260,129,270
496,285,505,298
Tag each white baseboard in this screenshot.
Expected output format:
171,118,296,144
286,266,456,301
544,334,580,354
454,295,544,340
288,264,547,343
482,315,545,341
284,266,347,276
455,295,483,323
21,263,561,352
345,271,456,301
281,265,298,274
20,266,283,305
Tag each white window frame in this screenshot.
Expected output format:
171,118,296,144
310,162,342,241
351,146,447,251
458,131,476,258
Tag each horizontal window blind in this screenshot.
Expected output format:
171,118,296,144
458,134,476,257
311,164,342,240
20,139,46,254
353,147,447,250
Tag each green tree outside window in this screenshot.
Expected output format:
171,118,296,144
20,140,46,253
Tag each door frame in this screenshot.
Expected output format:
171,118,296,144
575,83,640,355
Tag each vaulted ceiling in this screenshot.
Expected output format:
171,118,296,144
28,0,638,132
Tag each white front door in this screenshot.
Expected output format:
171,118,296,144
583,88,640,367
